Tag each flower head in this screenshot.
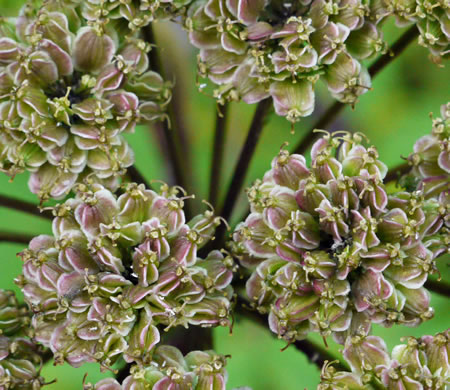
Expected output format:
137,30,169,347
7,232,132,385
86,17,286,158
233,130,447,344
186,0,388,122
18,182,234,369
86,345,234,390
404,102,450,198
386,0,450,64
0,1,171,200
319,330,450,389
83,0,195,32
0,289,49,389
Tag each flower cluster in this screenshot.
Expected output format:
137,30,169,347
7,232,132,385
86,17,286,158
232,130,448,344
0,289,48,389
17,182,235,369
0,1,171,200
83,0,195,32
404,102,450,198
186,0,389,122
386,0,450,64
86,345,234,390
319,330,449,389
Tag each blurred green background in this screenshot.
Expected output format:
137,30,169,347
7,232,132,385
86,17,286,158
0,1,449,389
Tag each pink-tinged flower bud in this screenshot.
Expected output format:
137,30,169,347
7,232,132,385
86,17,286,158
318,361,365,390
325,54,371,105
124,305,160,364
233,130,446,344
343,334,390,374
270,147,310,189
91,378,122,390
270,80,315,123
73,28,115,73
19,182,234,369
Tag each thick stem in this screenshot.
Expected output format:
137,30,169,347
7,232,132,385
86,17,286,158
292,25,419,156
235,295,348,371
294,339,345,371
127,166,152,189
0,231,34,245
425,279,450,298
368,25,419,78
167,327,214,355
116,364,131,382
384,161,410,183
142,24,193,218
215,99,272,247
0,194,52,221
209,103,229,208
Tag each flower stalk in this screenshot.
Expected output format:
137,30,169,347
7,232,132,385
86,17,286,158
0,231,34,245
215,99,272,247
143,24,194,217
235,295,348,371
384,162,411,183
209,103,229,208
0,194,52,220
127,166,153,190
425,279,450,298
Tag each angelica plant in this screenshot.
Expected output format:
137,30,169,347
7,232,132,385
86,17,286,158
0,0,448,389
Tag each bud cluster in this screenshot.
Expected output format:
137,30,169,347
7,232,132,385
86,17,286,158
404,102,450,199
319,330,450,389
0,1,171,200
0,289,48,389
17,182,235,369
386,0,450,64
186,0,389,122
233,130,448,344
83,0,195,32
86,345,233,390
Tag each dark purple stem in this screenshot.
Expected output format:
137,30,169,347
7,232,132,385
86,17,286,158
214,99,272,247
425,279,450,298
235,295,348,371
209,103,229,208
384,162,411,182
127,166,153,189
0,231,34,245
0,194,52,220
142,24,193,218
